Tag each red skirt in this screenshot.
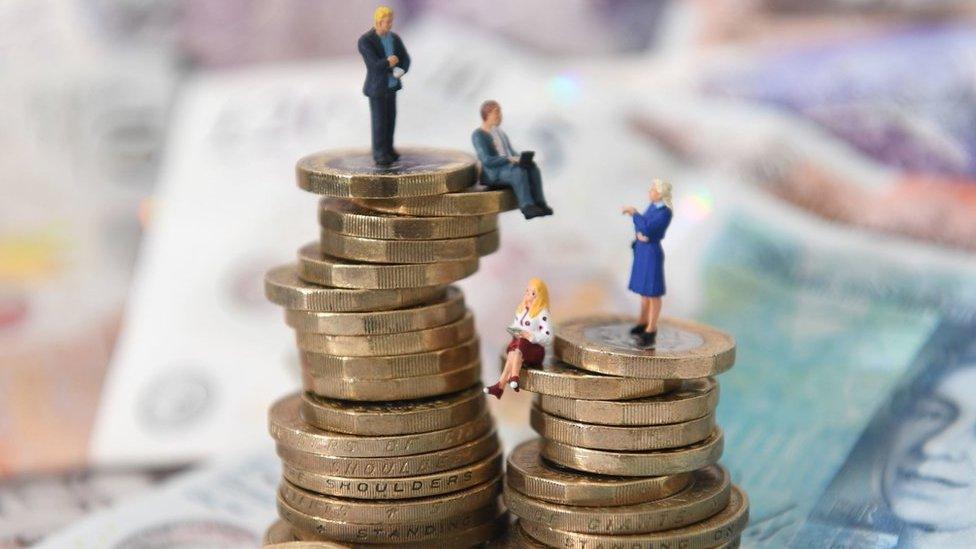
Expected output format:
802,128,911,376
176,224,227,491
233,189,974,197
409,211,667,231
507,337,545,366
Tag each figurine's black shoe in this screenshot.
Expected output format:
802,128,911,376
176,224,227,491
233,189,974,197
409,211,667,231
629,323,647,335
540,204,554,215
389,149,401,161
637,330,657,349
521,205,547,219
374,154,395,166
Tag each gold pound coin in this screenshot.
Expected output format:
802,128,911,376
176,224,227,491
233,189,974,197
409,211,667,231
284,287,466,335
282,448,502,500
300,386,486,436
519,484,749,549
295,311,475,356
279,477,501,524
278,430,499,479
296,148,476,198
319,198,498,239
303,360,481,401
504,356,681,400
535,378,718,426
542,429,724,477
506,439,691,506
554,316,736,379
354,186,518,216
504,465,730,535
530,406,715,451
320,229,499,264
297,243,478,289
265,264,444,312
280,494,500,544
510,521,549,548
263,520,348,547
268,394,491,457
300,337,479,380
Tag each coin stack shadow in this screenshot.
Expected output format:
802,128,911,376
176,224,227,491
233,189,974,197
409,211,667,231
504,316,750,548
261,148,519,547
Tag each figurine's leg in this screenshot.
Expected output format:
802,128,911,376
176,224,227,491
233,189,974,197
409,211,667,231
369,96,383,161
507,170,534,209
500,350,519,383
527,165,548,206
647,297,662,332
386,93,397,156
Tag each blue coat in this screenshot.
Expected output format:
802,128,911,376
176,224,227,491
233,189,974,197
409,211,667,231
628,204,672,297
357,29,410,98
471,128,519,185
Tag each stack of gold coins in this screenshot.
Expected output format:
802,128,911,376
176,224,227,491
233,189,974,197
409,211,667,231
262,148,518,548
505,316,750,548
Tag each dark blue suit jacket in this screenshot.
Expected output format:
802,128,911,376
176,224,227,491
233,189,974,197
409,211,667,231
357,28,410,98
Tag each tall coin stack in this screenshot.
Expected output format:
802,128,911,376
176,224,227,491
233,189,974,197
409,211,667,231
504,316,750,548
262,148,518,547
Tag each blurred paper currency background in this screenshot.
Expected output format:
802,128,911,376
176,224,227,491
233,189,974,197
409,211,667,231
3,1,976,547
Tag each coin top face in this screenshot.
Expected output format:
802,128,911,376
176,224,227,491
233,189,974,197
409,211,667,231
555,315,736,379
297,148,476,198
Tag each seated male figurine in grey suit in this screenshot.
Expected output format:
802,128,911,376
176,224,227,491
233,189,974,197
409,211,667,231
471,100,553,219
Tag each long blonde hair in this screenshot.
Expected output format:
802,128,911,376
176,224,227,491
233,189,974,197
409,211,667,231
653,178,674,210
517,278,550,318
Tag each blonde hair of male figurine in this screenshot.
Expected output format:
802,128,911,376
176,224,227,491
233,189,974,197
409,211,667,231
374,6,393,25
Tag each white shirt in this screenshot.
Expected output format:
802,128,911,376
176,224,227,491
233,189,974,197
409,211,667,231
509,307,553,346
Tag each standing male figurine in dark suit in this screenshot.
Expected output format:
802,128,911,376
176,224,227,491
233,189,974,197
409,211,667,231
358,6,410,166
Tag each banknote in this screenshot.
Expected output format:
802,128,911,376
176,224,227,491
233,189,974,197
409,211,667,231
0,464,186,547
703,24,976,177
790,320,976,548
35,451,278,548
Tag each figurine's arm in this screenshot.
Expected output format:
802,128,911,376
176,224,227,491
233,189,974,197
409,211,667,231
643,209,673,240
358,36,390,72
631,211,650,235
472,132,510,169
395,34,410,72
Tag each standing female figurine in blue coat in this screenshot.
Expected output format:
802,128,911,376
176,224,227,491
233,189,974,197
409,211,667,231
622,179,673,349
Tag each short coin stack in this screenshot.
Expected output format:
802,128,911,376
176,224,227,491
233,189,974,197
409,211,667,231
262,148,518,547
505,315,749,548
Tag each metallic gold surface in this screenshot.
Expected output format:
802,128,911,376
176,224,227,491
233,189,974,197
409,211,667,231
295,312,475,356
355,186,518,216
265,264,444,312
297,243,478,289
282,448,502,500
268,394,491,457
541,429,725,477
320,229,500,264
296,148,476,198
505,439,691,506
554,316,736,379
504,465,730,535
300,338,480,380
535,378,718,426
279,495,500,544
530,406,716,451
283,287,466,335
519,485,749,549
509,356,681,400
300,386,486,436
279,477,501,523
319,198,497,239
302,361,481,401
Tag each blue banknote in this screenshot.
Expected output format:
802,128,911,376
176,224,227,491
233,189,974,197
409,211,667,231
697,214,976,547
790,320,976,548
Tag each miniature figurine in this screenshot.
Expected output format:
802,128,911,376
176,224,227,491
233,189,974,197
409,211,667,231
472,100,553,220
484,278,552,399
622,179,673,349
358,6,410,166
